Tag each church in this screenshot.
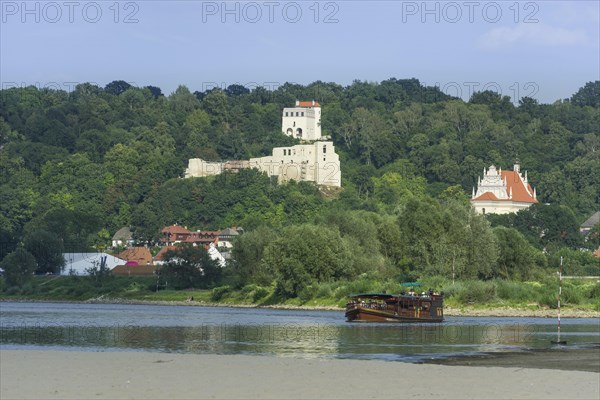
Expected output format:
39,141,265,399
470,162,538,214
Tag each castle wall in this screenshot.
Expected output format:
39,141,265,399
186,142,341,187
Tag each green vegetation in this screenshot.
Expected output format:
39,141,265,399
0,79,599,306
0,275,598,313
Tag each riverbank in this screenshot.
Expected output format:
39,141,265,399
1,350,598,400
1,296,599,318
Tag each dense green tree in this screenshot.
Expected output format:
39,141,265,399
229,226,278,286
570,81,600,107
262,224,352,297
104,80,133,96
0,246,37,287
493,226,543,280
24,230,65,274
160,244,222,289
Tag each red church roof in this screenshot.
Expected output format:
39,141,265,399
501,170,537,203
473,169,537,203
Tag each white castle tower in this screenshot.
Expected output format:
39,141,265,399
281,100,322,141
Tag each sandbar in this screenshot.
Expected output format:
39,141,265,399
1,349,599,399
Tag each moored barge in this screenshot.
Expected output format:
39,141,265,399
345,291,444,322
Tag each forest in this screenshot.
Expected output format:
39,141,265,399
0,79,598,300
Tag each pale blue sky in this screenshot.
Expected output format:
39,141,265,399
1,1,598,103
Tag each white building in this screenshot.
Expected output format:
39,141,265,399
471,162,538,214
185,102,341,187
61,253,125,276
185,141,341,187
207,243,226,268
249,141,340,187
282,100,322,141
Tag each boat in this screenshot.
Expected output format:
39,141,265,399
345,290,444,322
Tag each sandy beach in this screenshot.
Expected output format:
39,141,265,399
1,350,598,400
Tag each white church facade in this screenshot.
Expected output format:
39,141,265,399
185,101,341,187
470,162,538,214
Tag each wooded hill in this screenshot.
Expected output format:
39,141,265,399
1,79,598,294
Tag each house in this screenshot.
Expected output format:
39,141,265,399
114,247,153,266
217,227,242,249
580,211,599,236
183,231,220,246
208,243,226,267
281,100,322,141
160,225,192,245
153,243,226,267
61,253,125,276
111,227,134,248
471,162,538,214
184,102,341,187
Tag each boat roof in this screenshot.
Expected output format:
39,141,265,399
348,293,398,299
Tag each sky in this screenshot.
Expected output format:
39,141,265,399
1,0,599,103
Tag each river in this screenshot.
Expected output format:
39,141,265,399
1,302,598,363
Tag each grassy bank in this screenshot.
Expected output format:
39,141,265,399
1,275,598,316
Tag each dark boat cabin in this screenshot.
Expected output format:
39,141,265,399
345,291,444,323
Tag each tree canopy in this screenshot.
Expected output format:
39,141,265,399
1,79,598,293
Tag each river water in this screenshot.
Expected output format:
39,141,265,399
1,302,598,363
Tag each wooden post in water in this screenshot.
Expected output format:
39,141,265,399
551,256,567,345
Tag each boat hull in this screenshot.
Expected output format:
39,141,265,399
345,306,443,323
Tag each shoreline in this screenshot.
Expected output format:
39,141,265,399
1,349,598,399
1,296,599,318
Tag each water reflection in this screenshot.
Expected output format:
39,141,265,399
1,302,598,363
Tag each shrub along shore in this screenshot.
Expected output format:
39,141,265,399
1,275,598,318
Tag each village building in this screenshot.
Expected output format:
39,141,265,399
471,162,538,214
160,224,193,245
217,227,242,249
111,227,134,248
61,253,125,276
580,211,599,236
114,247,154,266
184,101,341,187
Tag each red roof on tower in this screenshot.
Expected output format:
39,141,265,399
297,101,320,107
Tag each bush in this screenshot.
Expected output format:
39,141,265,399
538,291,558,308
444,280,497,304
562,283,584,305
250,286,269,302
496,280,532,302
316,283,333,298
5,286,20,295
589,283,600,299
211,285,231,301
298,284,318,302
